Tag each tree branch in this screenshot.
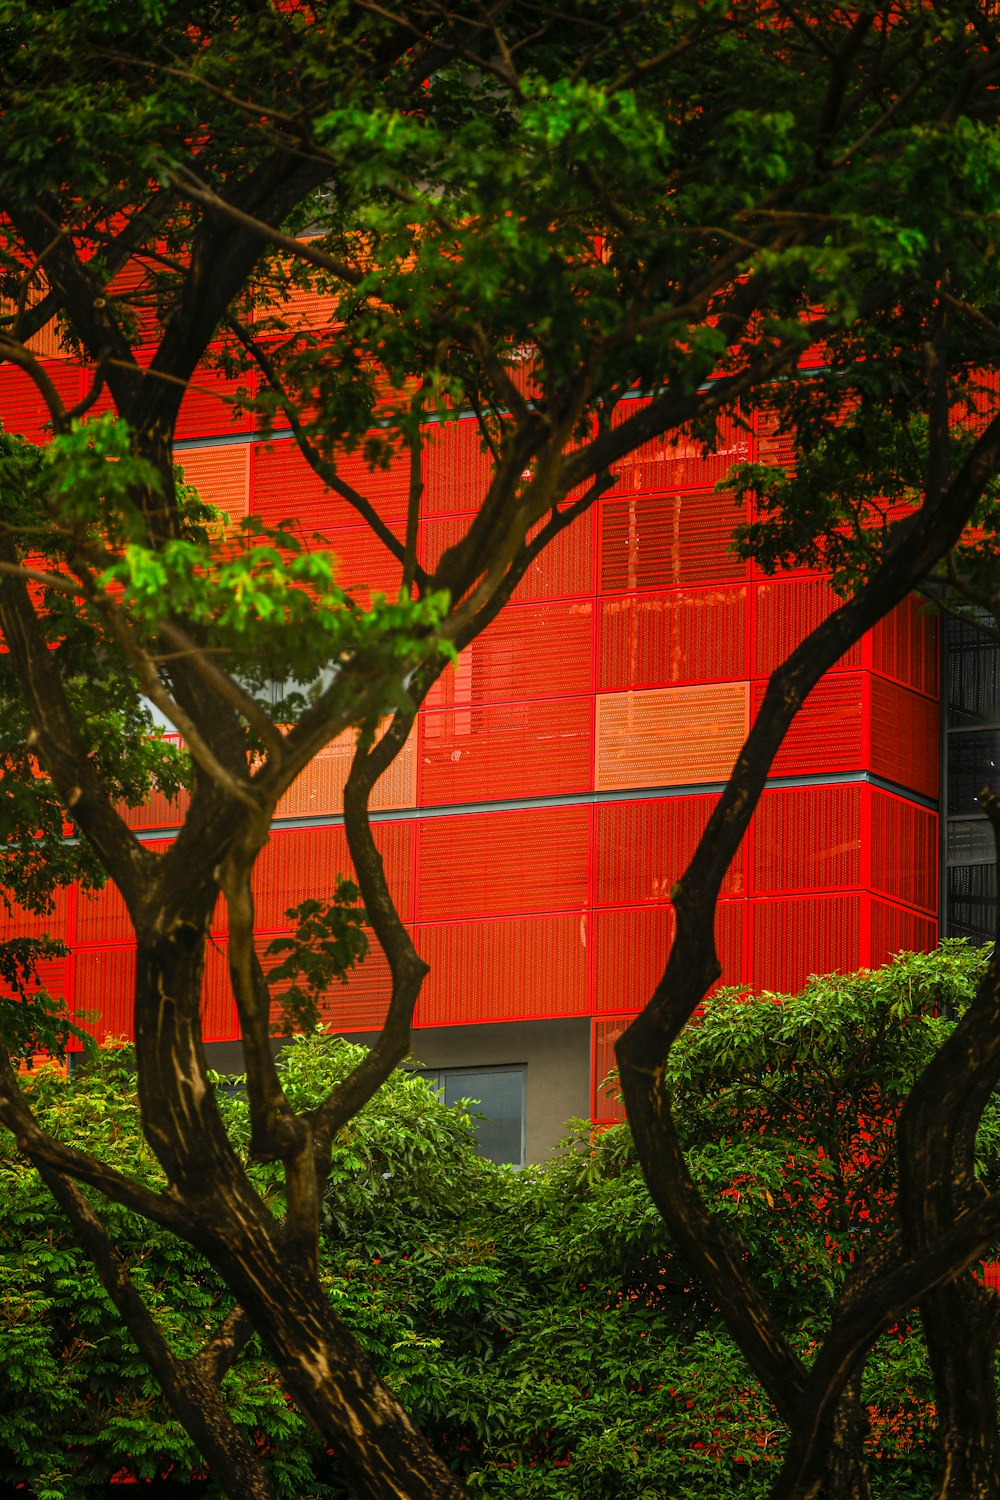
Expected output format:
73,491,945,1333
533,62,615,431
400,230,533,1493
224,314,416,576
0,539,151,910
189,1304,257,1385
166,167,365,288
402,408,424,595
156,619,286,764
618,402,1000,1422
0,333,71,432
311,709,428,1161
29,1155,274,1500
221,850,302,1163
82,584,262,810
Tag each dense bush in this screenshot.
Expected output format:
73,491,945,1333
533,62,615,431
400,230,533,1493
2,944,997,1498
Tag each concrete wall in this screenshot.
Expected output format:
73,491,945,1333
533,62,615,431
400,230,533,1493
405,1018,591,1164
204,1015,591,1165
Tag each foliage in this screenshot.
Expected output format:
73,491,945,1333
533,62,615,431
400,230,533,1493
0,936,89,1065
264,890,369,1034
4,949,998,1498
2,3,1000,1493
0,1049,321,1499
667,942,995,1313
0,1037,488,1499
0,423,189,916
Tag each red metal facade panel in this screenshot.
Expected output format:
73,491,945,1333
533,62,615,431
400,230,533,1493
116,747,187,834
202,941,239,1044
599,587,747,690
321,525,405,601
423,420,493,514
415,913,587,1025
870,898,938,968
600,491,749,592
418,516,464,575
419,509,595,601
869,676,939,799
258,932,393,1034
0,951,67,1000
425,600,594,710
593,905,672,1014
753,407,796,468
174,369,254,441
251,822,412,932
595,684,749,790
122,786,189,831
275,725,417,820
73,946,136,1042
0,295,76,362
220,440,412,594
515,509,595,600
0,363,81,442
417,805,590,920
104,264,162,351
252,441,352,531
706,899,749,992
751,674,864,777
752,784,862,895
753,577,862,678
266,284,338,333
319,943,394,1033
26,955,69,1010
418,696,593,806
591,1017,628,1122
251,440,410,534
869,790,938,914
0,888,68,943
593,899,744,1014
178,446,250,528
870,596,939,698
608,401,752,494
263,351,409,435
751,895,862,994
595,795,744,905
75,881,132,946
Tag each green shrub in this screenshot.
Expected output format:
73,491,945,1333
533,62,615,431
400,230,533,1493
2,946,996,1497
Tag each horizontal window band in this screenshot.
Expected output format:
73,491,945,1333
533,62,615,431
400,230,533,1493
126,768,937,843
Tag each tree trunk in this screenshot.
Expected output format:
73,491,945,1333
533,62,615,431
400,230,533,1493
33,1158,276,1500
921,1278,1000,1499
129,922,468,1499
202,1249,469,1500
818,1372,874,1500
163,1362,278,1500
895,811,1000,1500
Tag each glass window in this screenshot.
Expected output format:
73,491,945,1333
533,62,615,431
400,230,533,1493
947,729,1000,817
947,615,1000,726
947,863,997,947
419,1065,526,1166
943,614,1000,943
947,817,996,865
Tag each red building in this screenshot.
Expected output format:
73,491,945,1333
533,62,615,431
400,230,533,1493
0,323,947,1164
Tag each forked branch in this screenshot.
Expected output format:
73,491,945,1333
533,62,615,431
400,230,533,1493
312,710,428,1161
